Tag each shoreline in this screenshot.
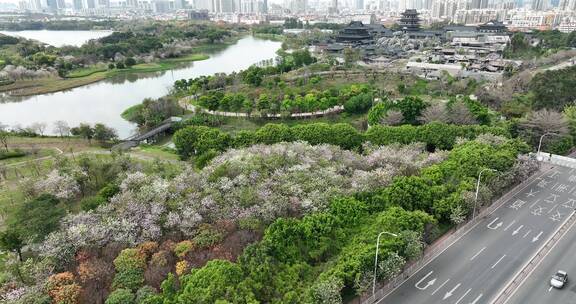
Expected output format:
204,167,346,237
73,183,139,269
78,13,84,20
0,34,249,97
0,53,211,97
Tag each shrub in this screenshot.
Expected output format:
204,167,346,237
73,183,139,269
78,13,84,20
125,57,137,67
112,269,145,291
174,240,194,259
176,260,190,276
98,183,120,200
112,248,147,290
193,224,224,249
80,195,106,211
114,249,147,272
0,149,26,160
106,288,135,304
255,123,293,144
344,93,373,114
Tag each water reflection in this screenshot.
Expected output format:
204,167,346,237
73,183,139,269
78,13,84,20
0,36,281,138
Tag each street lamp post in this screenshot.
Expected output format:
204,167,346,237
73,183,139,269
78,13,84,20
473,168,496,220
373,231,398,295
537,132,560,159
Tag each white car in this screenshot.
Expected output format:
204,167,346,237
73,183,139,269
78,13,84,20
550,270,568,289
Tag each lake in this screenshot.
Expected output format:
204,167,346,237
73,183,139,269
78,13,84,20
0,30,113,47
0,36,281,138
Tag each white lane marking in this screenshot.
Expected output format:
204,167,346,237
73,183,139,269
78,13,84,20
529,198,541,209
469,293,483,304
504,220,516,231
548,204,558,214
487,217,503,230
455,288,472,304
548,286,553,292
470,247,486,261
431,279,449,295
443,283,461,300
512,225,524,236
523,229,532,238
491,255,507,269
494,211,576,304
532,231,543,243
414,271,435,290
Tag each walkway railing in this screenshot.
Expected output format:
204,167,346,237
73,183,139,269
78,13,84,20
536,152,576,169
179,96,344,119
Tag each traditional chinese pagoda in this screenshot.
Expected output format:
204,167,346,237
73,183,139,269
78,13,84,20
399,9,421,32
478,20,507,33
336,21,372,43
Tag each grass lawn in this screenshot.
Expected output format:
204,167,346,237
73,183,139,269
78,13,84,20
210,112,368,134
0,148,57,165
67,66,108,78
8,136,101,153
133,144,180,161
0,53,210,97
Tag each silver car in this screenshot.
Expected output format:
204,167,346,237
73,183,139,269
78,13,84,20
550,270,568,289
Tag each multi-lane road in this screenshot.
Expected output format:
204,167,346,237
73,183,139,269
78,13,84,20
375,165,576,304
507,210,576,304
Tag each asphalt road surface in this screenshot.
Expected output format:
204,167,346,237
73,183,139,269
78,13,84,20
507,212,576,304
376,165,576,304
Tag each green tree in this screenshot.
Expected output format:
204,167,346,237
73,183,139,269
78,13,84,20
343,47,360,67
176,260,250,303
0,127,10,151
344,93,373,114
71,123,94,143
106,288,135,304
14,194,65,243
125,57,137,67
242,66,264,86
255,124,293,144
396,96,428,125
0,230,24,261
93,123,118,144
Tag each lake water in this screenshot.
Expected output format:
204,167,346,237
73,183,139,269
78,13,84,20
0,36,281,138
0,30,113,47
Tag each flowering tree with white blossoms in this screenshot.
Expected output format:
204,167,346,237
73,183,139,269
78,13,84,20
40,142,446,266
34,170,80,200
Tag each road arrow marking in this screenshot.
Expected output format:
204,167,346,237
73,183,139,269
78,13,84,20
414,271,435,290
455,288,472,304
512,225,524,236
469,293,483,304
504,220,516,231
431,279,449,295
470,247,486,261
487,217,503,230
443,283,461,300
532,231,543,243
523,229,531,238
